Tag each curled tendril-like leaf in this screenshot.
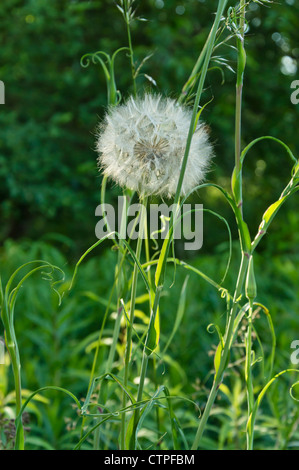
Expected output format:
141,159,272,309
290,381,299,403
219,287,229,299
247,369,299,446
207,323,217,334
207,323,224,346
115,90,122,105
80,48,129,105
80,53,93,68
92,51,110,64
5,261,65,310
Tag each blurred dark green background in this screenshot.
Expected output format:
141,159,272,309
0,0,299,450
1,0,299,255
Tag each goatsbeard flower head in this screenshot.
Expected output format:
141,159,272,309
96,94,213,198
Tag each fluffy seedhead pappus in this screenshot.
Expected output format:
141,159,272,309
96,94,213,197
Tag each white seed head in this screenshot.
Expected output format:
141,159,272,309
96,94,213,197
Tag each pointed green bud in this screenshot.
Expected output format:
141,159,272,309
245,256,257,301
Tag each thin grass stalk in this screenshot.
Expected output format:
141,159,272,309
154,0,229,304
93,195,129,449
77,52,130,442
143,210,161,438
178,32,210,104
120,196,147,449
93,303,123,450
192,1,249,449
130,285,163,449
126,0,229,449
79,193,140,448
154,0,229,295
78,189,125,446
124,0,137,96
191,252,249,449
78,38,134,445
173,0,228,210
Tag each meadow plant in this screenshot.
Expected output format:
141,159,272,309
1,0,299,451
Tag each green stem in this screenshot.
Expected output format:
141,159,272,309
92,193,130,449
156,0,229,293
178,32,210,104
130,285,162,449
174,0,228,209
245,301,255,450
120,196,147,449
5,334,24,449
233,1,246,211
1,301,24,449
135,353,149,416
192,252,249,450
143,207,161,438
190,5,249,448
244,256,257,450
79,249,120,445
124,0,137,96
131,0,229,449
93,301,123,450
12,356,24,449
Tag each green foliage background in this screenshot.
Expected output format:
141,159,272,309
1,0,299,250
0,0,299,450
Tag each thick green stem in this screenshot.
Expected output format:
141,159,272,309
245,302,254,450
233,1,246,211
245,256,257,450
235,83,243,174
1,302,24,450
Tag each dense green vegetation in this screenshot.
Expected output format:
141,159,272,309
0,0,299,450
1,0,299,249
